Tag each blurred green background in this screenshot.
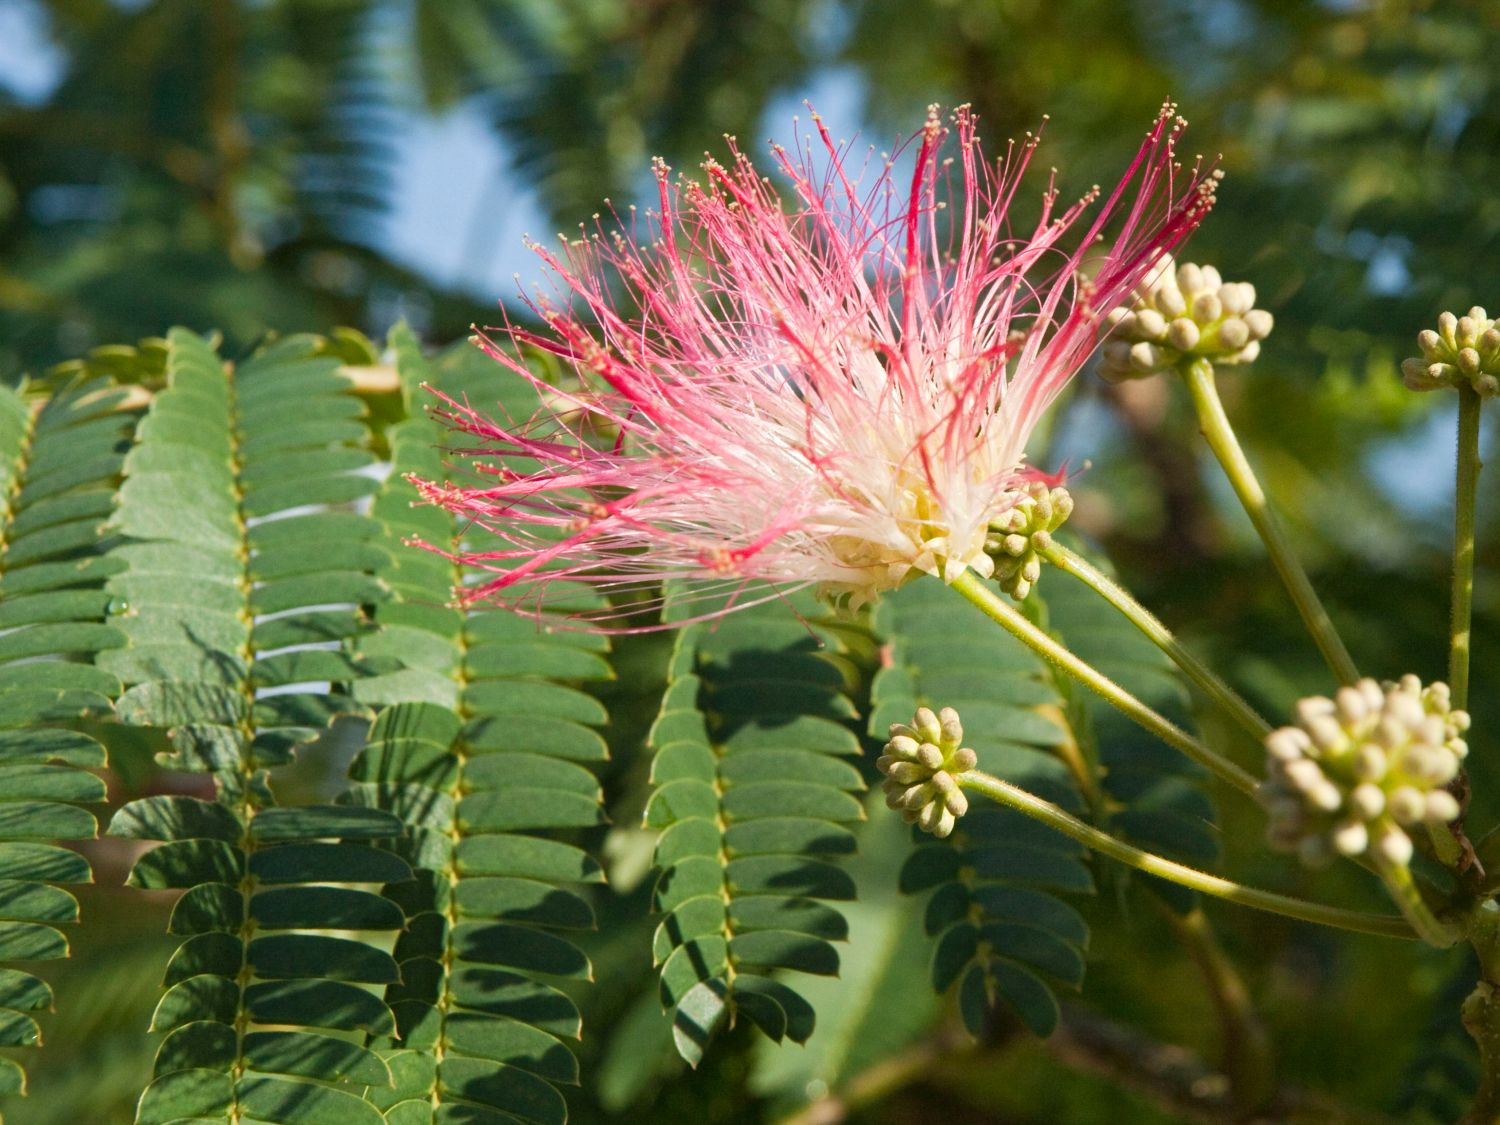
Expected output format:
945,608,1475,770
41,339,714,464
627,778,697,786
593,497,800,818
4,0,1500,1121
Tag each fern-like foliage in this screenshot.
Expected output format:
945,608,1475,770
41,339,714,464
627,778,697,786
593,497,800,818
0,323,1367,1123
99,328,411,1123
351,325,607,1125
1042,548,1221,910
44,338,169,389
0,374,135,1094
281,0,400,244
748,794,943,1118
647,593,870,1063
871,578,1092,1038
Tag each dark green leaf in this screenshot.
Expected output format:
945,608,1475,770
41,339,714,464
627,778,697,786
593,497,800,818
152,975,239,1032
244,979,396,1036
251,886,406,931
437,1057,568,1124
452,923,591,979
110,796,240,843
670,978,730,1068
443,1013,578,1083
250,805,402,843
242,1030,394,1087
249,843,413,886
455,836,603,884
729,930,839,975
135,1068,233,1124
453,877,595,929
235,1072,386,1125
0,922,67,961
248,934,400,983
0,843,92,884
0,880,79,923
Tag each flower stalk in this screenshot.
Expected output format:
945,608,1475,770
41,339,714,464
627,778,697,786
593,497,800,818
1180,357,1359,686
1036,537,1271,744
1462,905,1500,1125
954,768,1412,939
1369,848,1462,948
1154,903,1276,1111
948,569,1260,796
1452,383,1483,712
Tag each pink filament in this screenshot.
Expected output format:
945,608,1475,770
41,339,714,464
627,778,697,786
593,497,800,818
411,103,1217,630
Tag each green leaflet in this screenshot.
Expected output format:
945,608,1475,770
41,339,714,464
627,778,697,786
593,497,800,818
872,578,1092,1038
1040,546,1221,913
354,325,604,1125
645,591,872,1065
134,1068,387,1125
0,375,136,1092
749,793,942,1116
97,329,408,1120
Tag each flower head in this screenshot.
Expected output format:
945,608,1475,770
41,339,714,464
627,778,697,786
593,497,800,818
1098,256,1273,381
1401,307,1500,397
1260,676,1467,868
414,105,1217,626
985,481,1073,601
879,706,976,838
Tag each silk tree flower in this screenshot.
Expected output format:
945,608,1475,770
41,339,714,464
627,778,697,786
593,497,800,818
412,104,1218,626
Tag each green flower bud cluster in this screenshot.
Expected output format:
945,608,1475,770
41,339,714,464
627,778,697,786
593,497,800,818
1098,256,1275,381
1260,676,1469,868
986,482,1073,601
878,706,975,839
1400,307,1500,398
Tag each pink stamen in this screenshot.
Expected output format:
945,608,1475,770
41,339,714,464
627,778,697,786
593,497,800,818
412,104,1217,631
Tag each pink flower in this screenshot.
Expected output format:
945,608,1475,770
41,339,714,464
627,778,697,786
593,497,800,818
413,104,1216,626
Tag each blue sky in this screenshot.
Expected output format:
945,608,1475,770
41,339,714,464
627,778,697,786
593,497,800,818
0,3,64,102
385,66,867,302
0,0,552,296
0,0,868,303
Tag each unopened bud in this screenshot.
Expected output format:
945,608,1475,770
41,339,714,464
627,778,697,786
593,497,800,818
1332,820,1369,857
1376,826,1415,867
1097,255,1276,381
1192,292,1223,324
1130,341,1164,371
1219,282,1256,315
1156,286,1188,318
1167,318,1201,351
1260,675,1468,868
1134,308,1167,340
1404,306,1500,397
986,482,1073,602
1426,790,1460,824
1216,317,1250,351
878,705,978,838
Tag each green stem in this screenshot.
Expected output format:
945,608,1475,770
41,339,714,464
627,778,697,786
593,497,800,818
947,570,1260,796
1368,844,1462,948
1038,539,1272,744
1462,904,1500,1125
1428,391,1475,863
1181,358,1359,686
1452,384,1482,712
1154,902,1276,1111
955,769,1413,939
1463,985,1500,1125
1430,390,1476,867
